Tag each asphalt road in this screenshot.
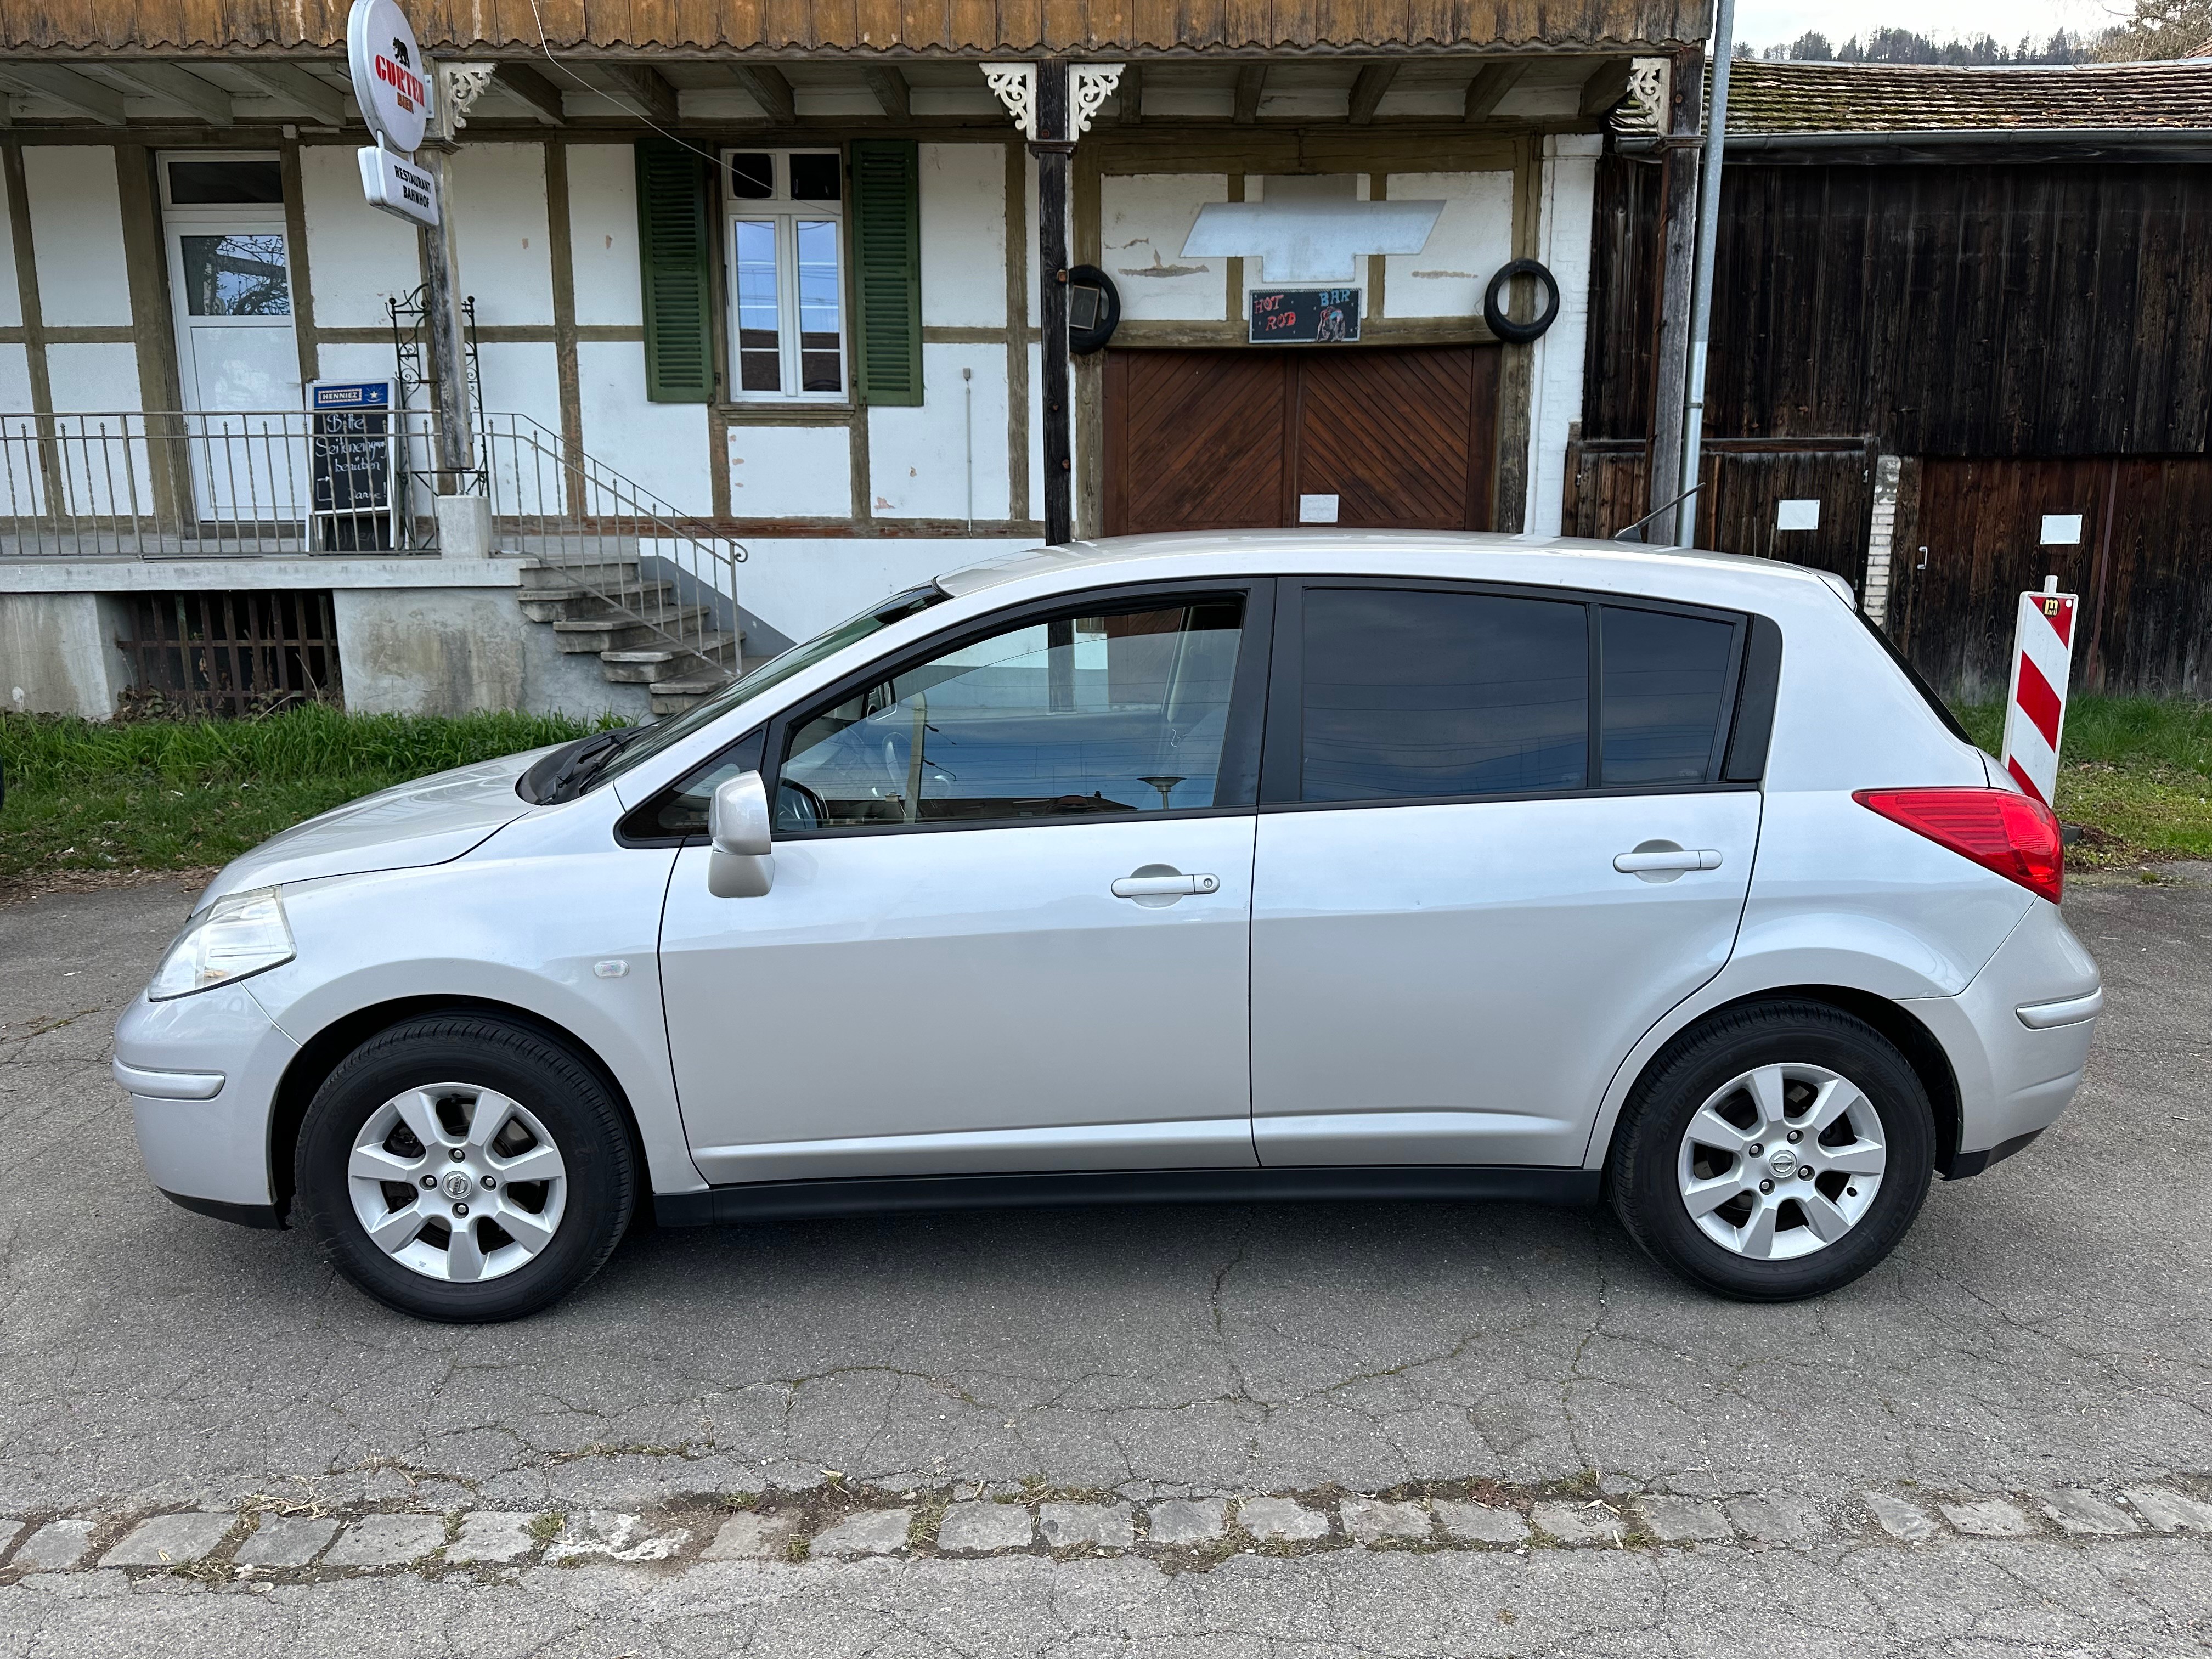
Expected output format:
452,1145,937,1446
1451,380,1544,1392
1,868,2208,1654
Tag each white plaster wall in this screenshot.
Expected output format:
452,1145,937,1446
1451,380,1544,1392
301,144,421,330
737,535,1036,650
0,161,19,329
578,340,711,515
1101,173,1228,321
313,342,402,388
22,147,132,328
566,144,642,328
449,143,554,326
1383,171,1516,320
44,342,142,413
918,144,1006,329
1521,136,1602,540
0,593,123,719
0,343,32,422
867,342,1012,521
476,342,562,511
727,425,851,518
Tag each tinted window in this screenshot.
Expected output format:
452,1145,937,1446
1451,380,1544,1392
1300,589,1588,802
167,159,283,204
1601,606,1735,786
729,152,774,199
781,600,1244,829
788,152,842,201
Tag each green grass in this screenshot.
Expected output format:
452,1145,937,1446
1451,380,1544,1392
1953,696,2212,867
0,704,614,883
3,695,2209,887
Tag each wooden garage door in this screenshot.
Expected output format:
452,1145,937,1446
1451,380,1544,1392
1102,346,1500,535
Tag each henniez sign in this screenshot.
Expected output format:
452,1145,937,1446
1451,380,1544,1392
348,0,432,153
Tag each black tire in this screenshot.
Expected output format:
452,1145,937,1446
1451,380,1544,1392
1607,1001,1936,1302
294,1014,636,1322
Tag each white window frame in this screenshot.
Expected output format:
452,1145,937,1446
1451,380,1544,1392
722,148,849,404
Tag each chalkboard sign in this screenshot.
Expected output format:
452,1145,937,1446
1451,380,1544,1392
308,379,397,551
1249,287,1362,345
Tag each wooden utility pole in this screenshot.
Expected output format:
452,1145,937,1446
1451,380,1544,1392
414,144,473,486
1032,59,1074,545
1648,46,1702,545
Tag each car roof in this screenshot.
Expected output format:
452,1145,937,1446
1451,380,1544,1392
934,529,1848,603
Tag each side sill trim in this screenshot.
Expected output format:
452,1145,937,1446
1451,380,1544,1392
113,1058,226,1101
2016,989,2104,1030
1940,1127,2046,1182
652,1165,1601,1227
159,1188,286,1229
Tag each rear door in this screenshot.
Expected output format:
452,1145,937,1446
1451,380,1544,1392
1249,582,1763,1167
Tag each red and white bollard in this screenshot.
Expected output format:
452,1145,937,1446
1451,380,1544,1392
2000,577,2078,808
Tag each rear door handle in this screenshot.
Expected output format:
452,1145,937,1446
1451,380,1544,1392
1112,872,1219,898
1614,849,1722,873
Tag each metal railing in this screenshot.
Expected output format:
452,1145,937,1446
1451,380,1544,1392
2,409,417,558
2,407,747,688
469,411,747,686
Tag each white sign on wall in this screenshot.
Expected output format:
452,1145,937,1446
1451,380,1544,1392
347,0,432,155
357,145,439,228
2040,513,2084,545
1776,498,1821,531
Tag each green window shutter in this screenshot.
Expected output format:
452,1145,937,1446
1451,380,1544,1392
635,140,713,403
850,139,922,407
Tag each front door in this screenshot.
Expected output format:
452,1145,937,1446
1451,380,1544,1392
1249,582,1760,1167
659,585,1269,1184
160,154,305,524
1102,346,1500,534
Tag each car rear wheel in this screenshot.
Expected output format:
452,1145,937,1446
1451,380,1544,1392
1608,1001,1936,1301
294,1015,636,1322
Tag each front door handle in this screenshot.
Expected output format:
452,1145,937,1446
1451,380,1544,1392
1112,871,1220,898
1614,846,1723,874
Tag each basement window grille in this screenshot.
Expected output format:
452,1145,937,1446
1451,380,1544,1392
117,590,342,717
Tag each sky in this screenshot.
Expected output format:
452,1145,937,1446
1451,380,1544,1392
1732,0,2125,50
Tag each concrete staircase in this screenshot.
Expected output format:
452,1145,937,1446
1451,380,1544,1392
513,552,741,716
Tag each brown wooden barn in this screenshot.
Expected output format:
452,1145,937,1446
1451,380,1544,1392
1572,59,2212,697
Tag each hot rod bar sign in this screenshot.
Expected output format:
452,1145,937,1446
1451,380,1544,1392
1250,288,1362,344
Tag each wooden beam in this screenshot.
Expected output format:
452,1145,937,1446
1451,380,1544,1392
230,62,345,125
105,62,232,126
1579,58,1635,119
1118,63,1142,124
862,66,909,120
1463,60,1527,121
598,63,679,126
494,61,566,126
729,64,795,123
1347,62,1398,126
0,63,128,126
1233,64,1267,126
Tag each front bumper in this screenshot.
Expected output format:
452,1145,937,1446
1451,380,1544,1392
113,983,300,1221
1908,899,2102,1177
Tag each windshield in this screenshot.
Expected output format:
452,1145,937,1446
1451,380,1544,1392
585,583,949,793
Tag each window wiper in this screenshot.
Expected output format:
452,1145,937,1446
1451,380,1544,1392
534,724,649,803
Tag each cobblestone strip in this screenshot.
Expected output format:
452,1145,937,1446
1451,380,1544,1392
2,1479,2208,1584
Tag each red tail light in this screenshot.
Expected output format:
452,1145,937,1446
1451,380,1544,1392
1853,788,2064,903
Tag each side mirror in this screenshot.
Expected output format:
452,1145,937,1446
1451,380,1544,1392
707,771,774,898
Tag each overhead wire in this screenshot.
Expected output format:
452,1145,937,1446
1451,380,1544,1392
522,0,729,166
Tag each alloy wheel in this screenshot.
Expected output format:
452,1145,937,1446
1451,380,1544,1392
345,1083,569,1283
1675,1063,1887,1261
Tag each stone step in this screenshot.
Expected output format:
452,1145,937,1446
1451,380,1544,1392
514,556,642,588
597,631,741,683
550,605,713,654
516,580,675,624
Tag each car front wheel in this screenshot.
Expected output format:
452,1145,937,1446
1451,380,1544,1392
294,1014,636,1322
1608,1001,1936,1301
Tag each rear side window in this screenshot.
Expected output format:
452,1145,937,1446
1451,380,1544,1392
1601,606,1736,786
1299,588,1588,801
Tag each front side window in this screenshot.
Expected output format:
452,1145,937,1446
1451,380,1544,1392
779,600,1245,830
724,149,845,400
1299,588,1589,802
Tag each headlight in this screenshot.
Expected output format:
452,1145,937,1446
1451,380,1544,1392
148,887,295,1001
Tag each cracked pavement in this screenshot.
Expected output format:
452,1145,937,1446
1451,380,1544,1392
1,871,2207,1653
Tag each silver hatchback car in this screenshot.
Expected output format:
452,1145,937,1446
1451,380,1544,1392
116,533,2102,1321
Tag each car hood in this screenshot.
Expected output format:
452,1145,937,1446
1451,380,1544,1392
193,747,557,911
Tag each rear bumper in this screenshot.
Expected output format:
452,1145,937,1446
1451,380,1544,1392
1909,900,2102,1177
114,985,298,1215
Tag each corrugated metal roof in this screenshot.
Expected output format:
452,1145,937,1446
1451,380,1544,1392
1617,57,2212,137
